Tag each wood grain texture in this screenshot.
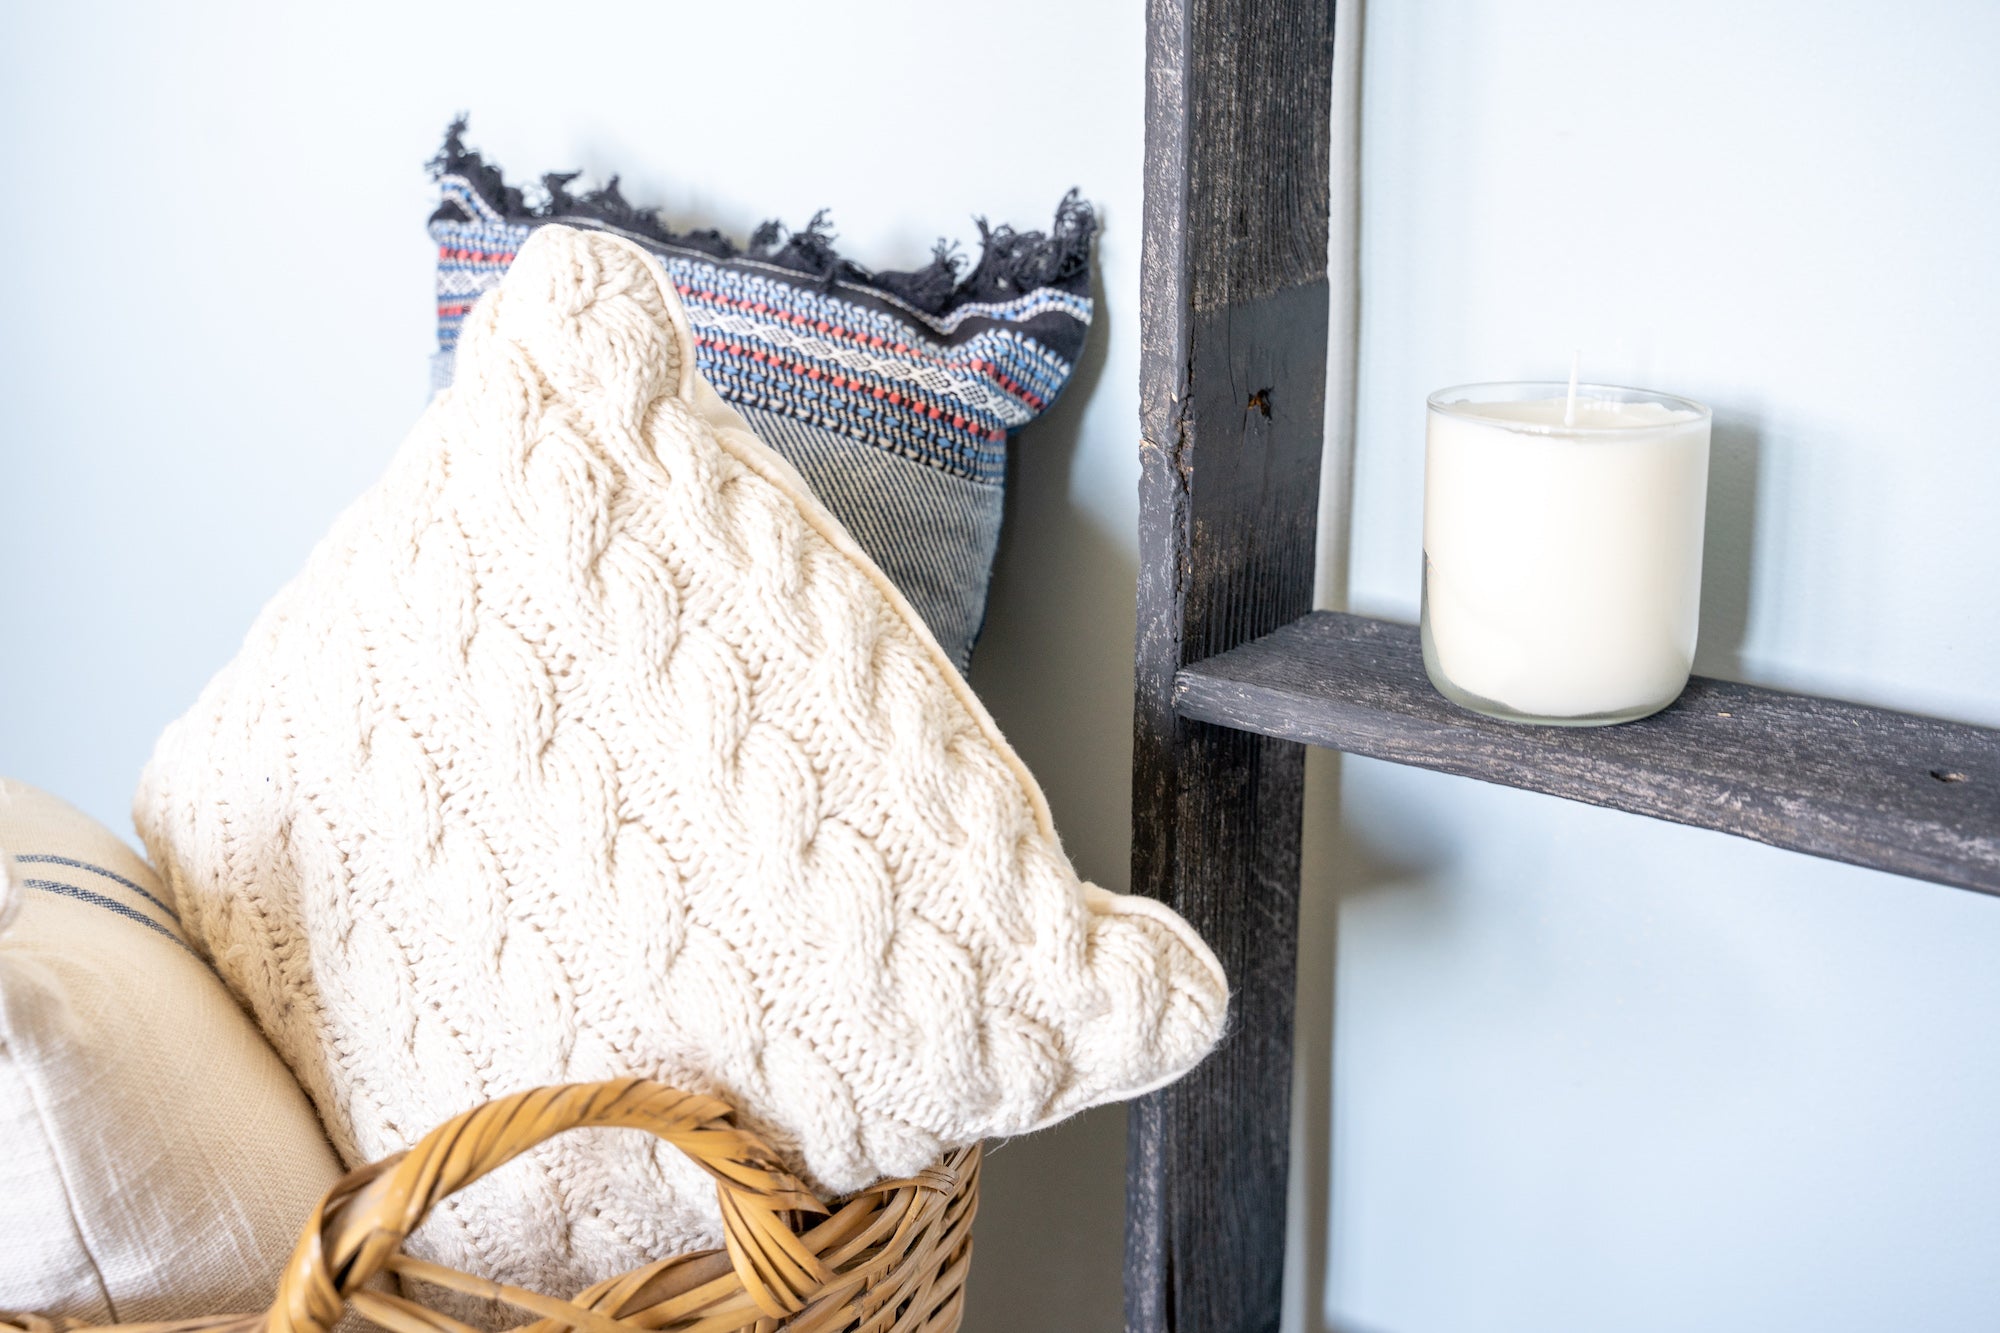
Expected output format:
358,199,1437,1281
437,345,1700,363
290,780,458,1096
1177,612,2000,895
1181,0,1333,312
1129,0,1334,1329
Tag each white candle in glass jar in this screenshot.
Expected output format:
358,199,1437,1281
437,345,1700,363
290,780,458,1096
1421,383,1713,725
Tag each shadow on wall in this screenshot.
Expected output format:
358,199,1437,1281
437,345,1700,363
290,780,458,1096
1695,404,1766,682
961,262,1139,1333
968,252,1129,871
1294,748,1444,1333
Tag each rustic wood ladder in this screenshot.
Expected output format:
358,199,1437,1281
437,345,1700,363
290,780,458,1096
1124,3,2000,1331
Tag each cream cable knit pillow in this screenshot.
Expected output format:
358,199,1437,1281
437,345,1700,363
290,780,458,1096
136,225,1226,1301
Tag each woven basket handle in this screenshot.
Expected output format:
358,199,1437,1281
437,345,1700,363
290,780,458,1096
0,1081,846,1333
284,1079,836,1333
0,1080,990,1333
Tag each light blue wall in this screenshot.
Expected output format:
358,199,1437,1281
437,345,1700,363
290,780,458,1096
0,4,1143,1329
1301,2,2000,1330
5,3,1996,1330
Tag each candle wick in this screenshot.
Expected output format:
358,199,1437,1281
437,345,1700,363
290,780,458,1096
1565,351,1581,427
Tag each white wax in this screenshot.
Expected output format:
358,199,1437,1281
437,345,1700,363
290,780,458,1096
1423,394,1711,720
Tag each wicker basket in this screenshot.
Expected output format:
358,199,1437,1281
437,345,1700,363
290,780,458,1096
2,1080,977,1333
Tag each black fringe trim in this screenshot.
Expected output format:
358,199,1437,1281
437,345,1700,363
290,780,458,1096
427,117,1097,316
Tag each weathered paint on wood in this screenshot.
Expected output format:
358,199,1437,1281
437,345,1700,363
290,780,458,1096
1128,0,1335,1329
1176,612,2000,895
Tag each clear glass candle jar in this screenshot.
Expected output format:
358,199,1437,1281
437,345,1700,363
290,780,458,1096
1421,382,1713,726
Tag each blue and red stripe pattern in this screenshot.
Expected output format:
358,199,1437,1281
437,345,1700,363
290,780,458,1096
421,123,1095,669
430,176,1092,487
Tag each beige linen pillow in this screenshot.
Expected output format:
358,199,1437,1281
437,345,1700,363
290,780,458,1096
0,780,343,1323
135,225,1228,1305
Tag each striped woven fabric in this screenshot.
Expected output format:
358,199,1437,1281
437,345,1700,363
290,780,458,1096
426,122,1097,669
10,852,196,957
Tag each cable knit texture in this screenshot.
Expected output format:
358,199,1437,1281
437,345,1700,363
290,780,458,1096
135,226,1227,1304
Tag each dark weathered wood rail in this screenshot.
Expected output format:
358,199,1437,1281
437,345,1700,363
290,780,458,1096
1124,0,1999,1324
1176,612,2000,895
1126,0,1334,1330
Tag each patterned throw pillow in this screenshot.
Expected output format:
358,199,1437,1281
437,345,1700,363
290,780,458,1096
427,120,1096,671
